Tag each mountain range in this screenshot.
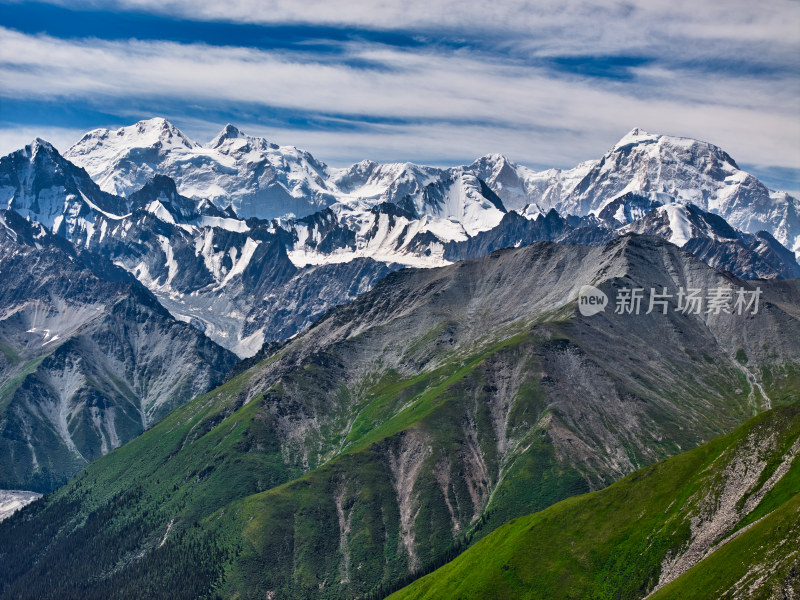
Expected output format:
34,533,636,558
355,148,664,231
2,120,799,358
64,120,800,264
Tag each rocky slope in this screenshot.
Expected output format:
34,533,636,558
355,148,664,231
0,235,797,599
0,209,237,492
389,403,800,600
0,490,41,522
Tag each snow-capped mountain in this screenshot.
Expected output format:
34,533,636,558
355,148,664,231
66,119,513,245
461,130,800,259
5,123,799,356
0,138,128,239
64,120,800,259
509,128,800,256
66,118,337,220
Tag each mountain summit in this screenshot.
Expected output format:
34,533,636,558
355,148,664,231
208,123,247,148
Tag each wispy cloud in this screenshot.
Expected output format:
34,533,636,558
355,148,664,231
0,0,797,190
23,0,799,47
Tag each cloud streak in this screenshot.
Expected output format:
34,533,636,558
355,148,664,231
25,0,800,47
0,1,797,192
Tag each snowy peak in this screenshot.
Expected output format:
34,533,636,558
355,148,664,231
125,117,197,150
16,137,68,169
468,153,524,190
612,127,659,150
27,137,60,158
328,159,381,193
74,117,197,154
549,128,800,254
207,123,246,149
207,125,278,155
468,153,517,172
66,120,335,219
617,200,799,279
466,152,566,213
65,118,203,197
0,138,127,232
131,117,195,146
608,129,740,173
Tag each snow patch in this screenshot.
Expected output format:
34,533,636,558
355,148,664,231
217,237,260,288
658,204,693,247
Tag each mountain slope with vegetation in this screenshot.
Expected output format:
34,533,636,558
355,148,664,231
389,402,800,600
0,235,798,599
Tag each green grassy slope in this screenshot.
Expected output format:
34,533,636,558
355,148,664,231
0,317,791,600
650,494,800,599
389,403,800,600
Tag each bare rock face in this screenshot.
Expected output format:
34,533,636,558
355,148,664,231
0,210,237,493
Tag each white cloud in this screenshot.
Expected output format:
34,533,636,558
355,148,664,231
0,0,798,187
30,0,800,50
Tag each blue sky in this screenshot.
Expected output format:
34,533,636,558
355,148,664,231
1,0,798,193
